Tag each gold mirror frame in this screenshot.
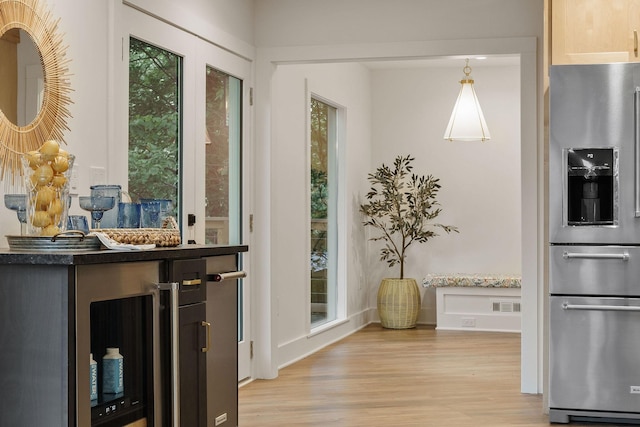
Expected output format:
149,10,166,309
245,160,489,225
0,0,71,184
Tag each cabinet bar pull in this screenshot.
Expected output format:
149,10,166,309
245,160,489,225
157,282,180,426
563,303,640,312
635,30,638,57
636,87,640,216
201,321,211,353
562,251,629,261
182,278,201,286
208,271,247,282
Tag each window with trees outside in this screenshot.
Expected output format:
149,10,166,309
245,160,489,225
205,66,242,246
310,97,338,327
128,38,181,219
205,66,243,341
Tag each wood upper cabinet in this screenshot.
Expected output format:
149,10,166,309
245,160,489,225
551,0,640,64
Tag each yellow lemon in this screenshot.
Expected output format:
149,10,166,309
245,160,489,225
35,164,54,186
31,210,51,227
39,140,60,160
51,174,67,187
28,173,41,189
48,198,64,216
24,150,42,170
51,155,69,173
41,225,61,236
35,186,56,207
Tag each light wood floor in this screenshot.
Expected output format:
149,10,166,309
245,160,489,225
238,324,628,426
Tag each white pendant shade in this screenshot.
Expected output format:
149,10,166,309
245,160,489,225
443,62,491,142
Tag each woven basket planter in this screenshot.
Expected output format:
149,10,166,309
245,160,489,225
377,278,421,329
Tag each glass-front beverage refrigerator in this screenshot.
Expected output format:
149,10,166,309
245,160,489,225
76,262,164,427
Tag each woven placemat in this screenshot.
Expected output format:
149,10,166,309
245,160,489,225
97,217,181,247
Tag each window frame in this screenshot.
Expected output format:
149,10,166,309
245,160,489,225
306,85,347,333
115,4,251,245
116,5,254,382
113,8,197,236
127,36,183,224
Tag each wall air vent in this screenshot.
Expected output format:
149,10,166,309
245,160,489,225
492,301,521,313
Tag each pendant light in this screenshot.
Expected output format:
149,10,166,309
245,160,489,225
443,59,491,141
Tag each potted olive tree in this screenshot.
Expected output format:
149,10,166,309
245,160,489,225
360,155,458,329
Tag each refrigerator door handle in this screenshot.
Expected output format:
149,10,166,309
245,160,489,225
563,302,640,312
635,87,640,217
158,282,180,427
562,251,630,261
208,270,247,282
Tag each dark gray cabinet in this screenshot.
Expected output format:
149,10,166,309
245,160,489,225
0,245,246,427
206,255,239,427
168,257,208,426
179,302,207,426
166,254,242,427
0,264,73,426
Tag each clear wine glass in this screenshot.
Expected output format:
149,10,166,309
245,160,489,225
79,196,115,229
4,194,28,235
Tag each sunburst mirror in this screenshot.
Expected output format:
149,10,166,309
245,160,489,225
0,0,72,186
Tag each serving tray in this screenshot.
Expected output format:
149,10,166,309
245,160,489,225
6,231,101,251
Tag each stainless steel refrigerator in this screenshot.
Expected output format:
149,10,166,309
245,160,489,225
549,63,640,424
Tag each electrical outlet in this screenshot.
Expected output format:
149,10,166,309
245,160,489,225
90,166,106,186
70,164,80,195
461,317,476,327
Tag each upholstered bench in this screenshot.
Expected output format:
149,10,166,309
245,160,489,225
422,274,521,332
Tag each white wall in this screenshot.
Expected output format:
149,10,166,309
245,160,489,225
124,0,254,57
264,59,523,369
0,0,111,239
254,0,542,47
253,0,542,393
271,62,372,365
0,0,544,395
369,65,522,323
170,0,254,46
0,0,254,243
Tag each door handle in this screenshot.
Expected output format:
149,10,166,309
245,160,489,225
563,303,640,312
182,278,201,286
562,251,629,261
201,321,211,353
208,271,246,282
635,87,640,216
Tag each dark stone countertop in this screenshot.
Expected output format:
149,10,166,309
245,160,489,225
0,244,248,265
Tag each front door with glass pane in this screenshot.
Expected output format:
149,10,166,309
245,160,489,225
201,56,251,382
121,3,251,380
122,5,252,384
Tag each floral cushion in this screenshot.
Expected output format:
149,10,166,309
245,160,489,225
422,274,521,288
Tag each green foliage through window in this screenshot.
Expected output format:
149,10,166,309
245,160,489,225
205,67,230,218
128,38,181,214
310,97,336,326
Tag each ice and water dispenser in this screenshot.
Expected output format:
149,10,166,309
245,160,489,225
566,148,616,226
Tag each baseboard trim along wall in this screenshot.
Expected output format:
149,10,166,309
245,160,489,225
277,309,370,370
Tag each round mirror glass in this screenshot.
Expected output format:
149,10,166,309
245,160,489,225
0,0,72,183
0,28,44,127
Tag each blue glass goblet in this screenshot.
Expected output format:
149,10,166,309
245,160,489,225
79,196,115,229
4,194,28,235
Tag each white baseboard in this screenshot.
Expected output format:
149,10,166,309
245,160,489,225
277,309,371,370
